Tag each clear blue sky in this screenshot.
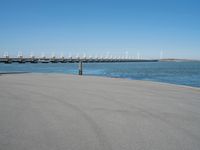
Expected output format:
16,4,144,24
0,0,200,59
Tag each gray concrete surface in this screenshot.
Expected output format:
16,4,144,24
0,73,200,150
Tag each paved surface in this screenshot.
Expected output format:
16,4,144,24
0,73,200,150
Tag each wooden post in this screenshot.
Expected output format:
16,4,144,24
78,61,83,75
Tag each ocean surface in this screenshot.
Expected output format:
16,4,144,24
0,61,200,88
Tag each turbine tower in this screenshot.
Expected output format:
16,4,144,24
41,52,45,58
137,52,140,59
51,52,56,58
3,52,9,58
125,51,128,59
160,50,163,59
30,52,34,58
60,52,64,59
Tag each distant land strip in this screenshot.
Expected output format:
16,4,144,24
0,71,30,75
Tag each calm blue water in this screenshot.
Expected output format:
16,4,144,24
0,62,200,88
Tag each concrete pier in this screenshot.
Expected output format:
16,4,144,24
0,73,200,150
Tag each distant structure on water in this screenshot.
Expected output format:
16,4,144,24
0,52,159,64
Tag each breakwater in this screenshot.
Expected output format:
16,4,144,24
0,57,158,64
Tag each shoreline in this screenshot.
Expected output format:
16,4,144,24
82,74,200,90
1,72,200,90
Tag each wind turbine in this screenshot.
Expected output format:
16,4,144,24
51,52,56,58
76,53,80,59
3,52,9,58
60,52,64,59
68,53,72,59
125,51,128,59
137,52,140,59
106,51,110,59
17,51,23,58
30,52,35,58
41,52,45,59
83,53,86,59
160,50,163,59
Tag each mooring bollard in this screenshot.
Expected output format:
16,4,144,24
78,61,83,75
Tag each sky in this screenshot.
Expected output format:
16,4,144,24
0,0,200,59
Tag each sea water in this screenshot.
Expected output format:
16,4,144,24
0,61,200,88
